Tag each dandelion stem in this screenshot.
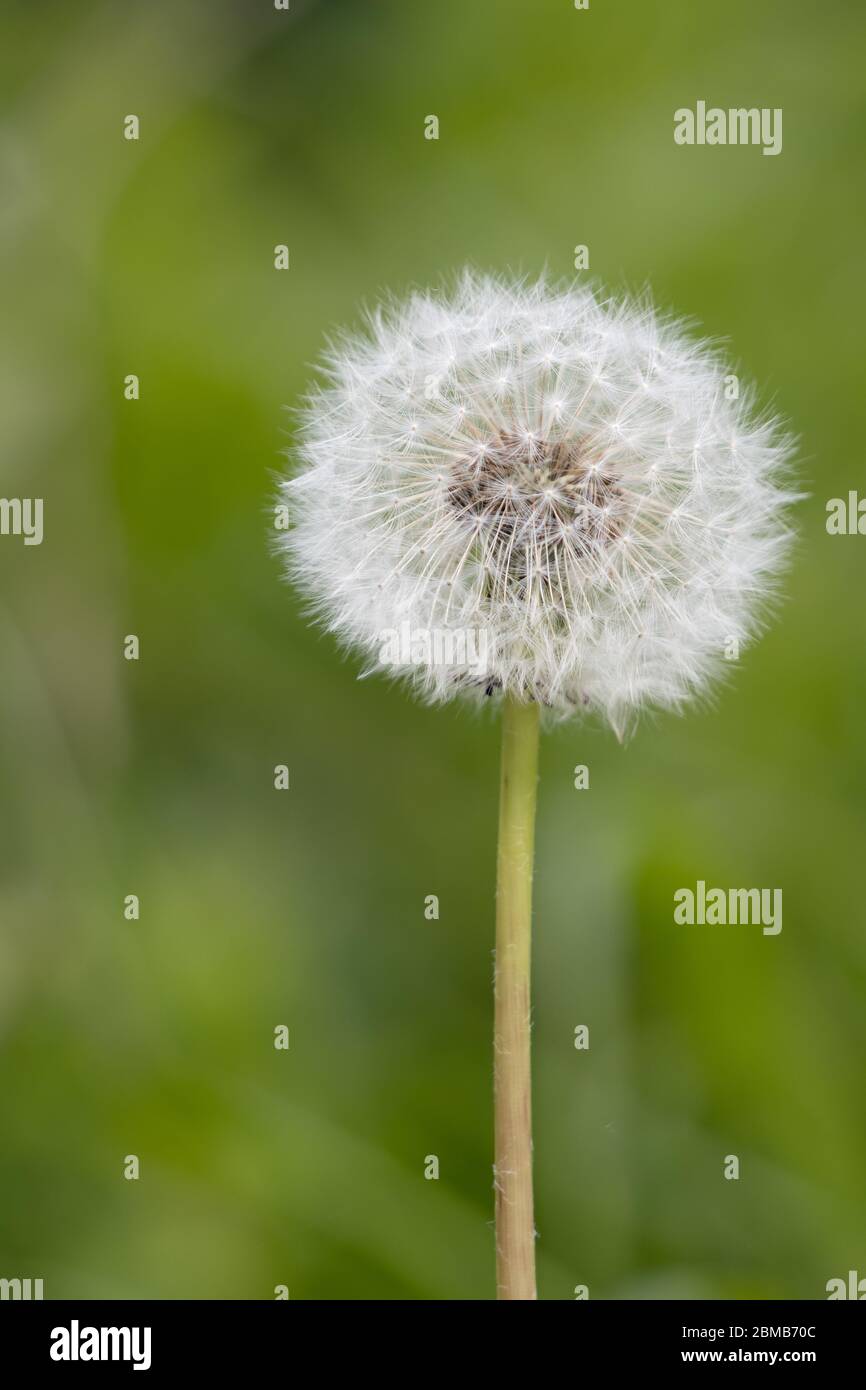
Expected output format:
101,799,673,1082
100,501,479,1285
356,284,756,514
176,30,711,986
494,693,540,1300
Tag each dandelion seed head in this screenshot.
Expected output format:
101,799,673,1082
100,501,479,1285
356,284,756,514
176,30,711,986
279,271,797,733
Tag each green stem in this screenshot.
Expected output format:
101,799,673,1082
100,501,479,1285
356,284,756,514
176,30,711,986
494,694,540,1300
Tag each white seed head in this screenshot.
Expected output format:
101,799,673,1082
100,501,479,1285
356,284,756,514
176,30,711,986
278,271,797,735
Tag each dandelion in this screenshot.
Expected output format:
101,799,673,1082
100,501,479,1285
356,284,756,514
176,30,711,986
276,271,797,1299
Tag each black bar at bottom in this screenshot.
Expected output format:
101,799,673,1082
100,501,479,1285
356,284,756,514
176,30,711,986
0,1298,862,1374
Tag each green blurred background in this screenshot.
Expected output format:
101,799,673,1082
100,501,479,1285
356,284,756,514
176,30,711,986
1,0,865,1300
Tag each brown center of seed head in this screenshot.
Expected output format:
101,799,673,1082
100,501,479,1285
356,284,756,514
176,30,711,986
448,430,623,564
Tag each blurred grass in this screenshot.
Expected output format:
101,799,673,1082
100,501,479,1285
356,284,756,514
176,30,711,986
1,0,865,1298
